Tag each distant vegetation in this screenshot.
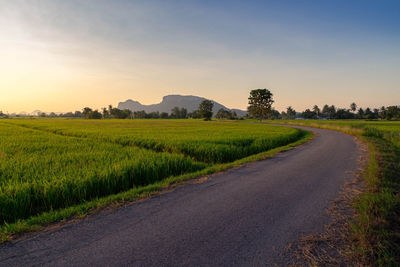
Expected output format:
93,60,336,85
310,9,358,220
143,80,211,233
2,89,399,121
280,104,400,120
246,103,400,121
215,108,239,120
0,111,8,118
7,101,233,120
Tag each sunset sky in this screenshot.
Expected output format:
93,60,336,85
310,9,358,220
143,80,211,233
1,0,399,113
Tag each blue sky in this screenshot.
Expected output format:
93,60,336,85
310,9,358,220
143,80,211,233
1,0,399,113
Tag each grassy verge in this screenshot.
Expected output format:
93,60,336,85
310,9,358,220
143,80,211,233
0,130,313,243
272,120,400,266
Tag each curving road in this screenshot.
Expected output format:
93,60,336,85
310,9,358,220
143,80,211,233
0,126,361,266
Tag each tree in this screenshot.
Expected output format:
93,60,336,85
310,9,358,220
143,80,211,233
232,111,238,120
350,102,357,112
171,107,180,118
198,100,214,120
160,112,169,119
0,111,8,118
322,104,330,118
147,111,160,119
247,89,274,121
313,105,320,117
357,108,365,119
171,107,188,119
335,108,354,119
286,106,296,119
74,111,82,118
180,107,188,119
87,110,102,119
386,106,400,120
267,109,281,120
109,107,132,119
378,106,386,119
82,107,93,119
328,105,336,119
102,107,109,118
215,108,238,120
188,110,201,119
216,108,228,119
62,112,74,118
364,107,374,119
373,108,379,119
134,110,147,119
302,109,317,119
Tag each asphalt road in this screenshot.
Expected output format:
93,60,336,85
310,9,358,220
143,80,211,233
0,126,361,266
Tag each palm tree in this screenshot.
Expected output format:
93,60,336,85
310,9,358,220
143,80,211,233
102,107,109,118
313,105,320,117
350,102,357,112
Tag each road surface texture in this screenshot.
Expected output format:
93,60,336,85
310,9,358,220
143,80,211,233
0,126,361,266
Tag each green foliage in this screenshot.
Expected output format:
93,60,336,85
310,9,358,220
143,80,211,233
215,108,238,120
198,100,214,120
386,106,400,120
0,119,304,225
82,107,102,119
188,110,201,119
110,108,132,119
247,89,274,121
282,106,296,119
170,107,188,119
302,109,317,119
350,102,357,112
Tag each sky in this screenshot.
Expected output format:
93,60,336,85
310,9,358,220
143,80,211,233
1,0,399,113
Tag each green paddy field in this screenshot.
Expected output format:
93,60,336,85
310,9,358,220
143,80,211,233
0,119,306,225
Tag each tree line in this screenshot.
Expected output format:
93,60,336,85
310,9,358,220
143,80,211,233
247,89,400,121
26,100,221,120
278,103,400,120
2,89,399,121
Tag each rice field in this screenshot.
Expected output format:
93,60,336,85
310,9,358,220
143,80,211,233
0,119,305,224
4,119,304,163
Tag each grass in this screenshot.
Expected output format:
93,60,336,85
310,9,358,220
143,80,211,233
0,119,311,241
0,122,206,224
4,119,304,163
271,120,400,266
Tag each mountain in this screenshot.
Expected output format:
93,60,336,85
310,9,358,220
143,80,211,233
118,95,247,117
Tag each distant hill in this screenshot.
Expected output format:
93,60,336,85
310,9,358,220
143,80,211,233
118,95,247,117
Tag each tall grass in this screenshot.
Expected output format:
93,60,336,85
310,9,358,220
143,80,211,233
4,119,304,163
0,119,305,225
0,123,205,223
